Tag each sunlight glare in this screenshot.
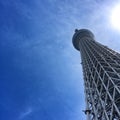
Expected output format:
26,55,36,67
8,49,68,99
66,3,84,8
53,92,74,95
110,4,120,31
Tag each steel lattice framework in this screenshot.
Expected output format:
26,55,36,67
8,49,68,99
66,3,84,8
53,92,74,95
72,29,120,120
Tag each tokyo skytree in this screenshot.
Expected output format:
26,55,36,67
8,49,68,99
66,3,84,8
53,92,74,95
72,29,120,120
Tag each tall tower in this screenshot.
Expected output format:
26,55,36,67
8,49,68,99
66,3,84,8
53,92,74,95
72,29,120,120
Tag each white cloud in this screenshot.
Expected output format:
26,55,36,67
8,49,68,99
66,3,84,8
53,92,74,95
19,107,33,119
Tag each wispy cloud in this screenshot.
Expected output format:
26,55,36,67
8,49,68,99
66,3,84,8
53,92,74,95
2,0,120,120
19,107,33,119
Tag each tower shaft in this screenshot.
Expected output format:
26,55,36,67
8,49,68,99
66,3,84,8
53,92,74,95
72,29,120,120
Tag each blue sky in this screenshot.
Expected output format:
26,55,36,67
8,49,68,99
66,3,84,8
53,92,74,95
0,0,120,120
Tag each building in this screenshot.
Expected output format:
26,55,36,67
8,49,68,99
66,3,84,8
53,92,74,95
72,29,120,120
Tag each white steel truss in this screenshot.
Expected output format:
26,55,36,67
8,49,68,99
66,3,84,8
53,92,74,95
72,29,120,120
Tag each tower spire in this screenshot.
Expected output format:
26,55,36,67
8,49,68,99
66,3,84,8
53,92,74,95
72,29,120,119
